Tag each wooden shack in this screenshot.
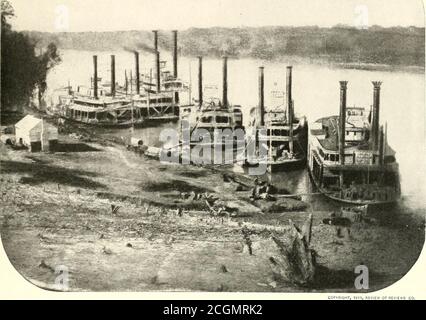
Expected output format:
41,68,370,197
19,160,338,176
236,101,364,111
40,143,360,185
14,115,58,152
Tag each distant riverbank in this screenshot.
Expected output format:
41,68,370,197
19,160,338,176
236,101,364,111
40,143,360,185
26,25,425,69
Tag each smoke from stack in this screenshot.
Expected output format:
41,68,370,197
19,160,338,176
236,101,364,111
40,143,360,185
339,81,348,165
110,55,116,97
152,30,158,52
93,55,98,99
198,56,203,106
258,67,265,126
124,43,156,54
222,56,228,107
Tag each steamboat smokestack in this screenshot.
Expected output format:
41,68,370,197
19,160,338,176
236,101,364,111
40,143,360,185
198,56,203,106
258,67,265,126
110,55,116,97
379,125,385,166
152,31,159,93
338,81,348,193
287,66,294,154
339,81,348,165
156,50,161,93
222,56,228,108
372,81,382,150
125,70,128,94
173,30,178,79
134,51,140,95
173,30,179,103
93,55,98,99
286,66,293,122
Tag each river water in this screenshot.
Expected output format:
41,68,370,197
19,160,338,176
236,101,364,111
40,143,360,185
46,49,426,214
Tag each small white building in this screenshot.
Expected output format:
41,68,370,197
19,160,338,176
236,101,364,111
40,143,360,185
15,115,58,152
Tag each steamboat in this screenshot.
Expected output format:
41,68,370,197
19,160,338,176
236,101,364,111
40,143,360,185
308,81,400,205
53,30,188,127
245,66,308,171
179,56,245,165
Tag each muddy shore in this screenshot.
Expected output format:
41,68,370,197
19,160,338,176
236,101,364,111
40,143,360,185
0,127,424,292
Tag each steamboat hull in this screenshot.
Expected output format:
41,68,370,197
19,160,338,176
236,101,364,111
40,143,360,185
244,156,306,171
243,118,308,172
307,166,399,206
58,115,145,128
185,140,246,165
143,115,179,126
307,119,401,206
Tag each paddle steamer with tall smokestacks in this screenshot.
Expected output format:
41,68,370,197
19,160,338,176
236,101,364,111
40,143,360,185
131,30,188,123
180,56,245,164
308,81,401,205
54,55,139,127
54,30,188,127
245,66,308,170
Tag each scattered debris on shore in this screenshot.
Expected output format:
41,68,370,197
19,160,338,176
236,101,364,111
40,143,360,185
0,128,424,292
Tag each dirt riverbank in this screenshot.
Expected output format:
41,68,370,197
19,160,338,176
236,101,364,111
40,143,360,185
0,135,424,292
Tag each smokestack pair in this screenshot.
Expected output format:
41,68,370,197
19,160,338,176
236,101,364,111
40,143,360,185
130,30,162,95
152,30,178,95
93,55,117,98
152,30,178,78
338,81,383,164
95,30,179,98
257,66,293,126
196,56,228,108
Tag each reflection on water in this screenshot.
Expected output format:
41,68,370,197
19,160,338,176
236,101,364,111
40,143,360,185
47,50,425,215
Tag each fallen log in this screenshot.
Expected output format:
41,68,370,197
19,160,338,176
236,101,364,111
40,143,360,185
252,198,307,213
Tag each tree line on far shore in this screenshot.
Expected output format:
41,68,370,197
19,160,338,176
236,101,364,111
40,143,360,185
25,25,425,67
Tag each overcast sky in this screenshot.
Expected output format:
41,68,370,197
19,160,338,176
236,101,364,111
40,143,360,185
8,0,425,32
